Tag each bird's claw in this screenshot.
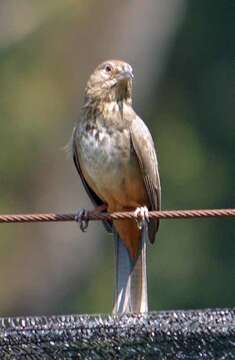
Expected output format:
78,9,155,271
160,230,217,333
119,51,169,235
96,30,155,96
134,206,149,229
75,208,89,232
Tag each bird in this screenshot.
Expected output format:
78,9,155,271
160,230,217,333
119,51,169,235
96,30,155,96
71,60,161,313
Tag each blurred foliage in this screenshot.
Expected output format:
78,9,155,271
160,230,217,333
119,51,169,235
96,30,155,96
0,0,234,316
148,0,235,310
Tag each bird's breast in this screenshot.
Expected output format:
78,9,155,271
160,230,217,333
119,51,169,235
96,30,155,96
78,123,129,184
76,119,147,209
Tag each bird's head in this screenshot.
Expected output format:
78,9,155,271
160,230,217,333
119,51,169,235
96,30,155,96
85,60,134,104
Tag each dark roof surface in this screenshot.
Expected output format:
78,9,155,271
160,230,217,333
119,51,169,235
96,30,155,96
0,309,234,359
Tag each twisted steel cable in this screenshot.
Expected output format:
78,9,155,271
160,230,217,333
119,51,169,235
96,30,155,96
0,208,234,224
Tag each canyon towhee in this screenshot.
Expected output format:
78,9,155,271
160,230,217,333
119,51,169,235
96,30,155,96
72,60,161,313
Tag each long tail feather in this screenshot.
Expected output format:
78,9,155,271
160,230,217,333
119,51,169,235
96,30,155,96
112,224,148,314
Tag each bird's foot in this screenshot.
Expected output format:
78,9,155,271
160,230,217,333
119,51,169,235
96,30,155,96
75,204,108,232
75,208,89,232
134,206,149,229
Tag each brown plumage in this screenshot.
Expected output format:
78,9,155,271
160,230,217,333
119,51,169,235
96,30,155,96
72,60,161,313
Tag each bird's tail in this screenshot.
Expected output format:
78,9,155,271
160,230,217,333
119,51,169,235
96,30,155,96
112,225,148,314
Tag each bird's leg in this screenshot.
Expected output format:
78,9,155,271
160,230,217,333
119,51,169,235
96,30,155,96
75,203,108,232
92,203,107,213
134,206,149,230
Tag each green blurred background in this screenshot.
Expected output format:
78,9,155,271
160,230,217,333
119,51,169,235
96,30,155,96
0,0,234,316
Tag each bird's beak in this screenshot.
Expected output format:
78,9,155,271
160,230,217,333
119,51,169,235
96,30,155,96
117,68,134,82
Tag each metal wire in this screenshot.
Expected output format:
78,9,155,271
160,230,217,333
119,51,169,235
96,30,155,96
0,208,234,223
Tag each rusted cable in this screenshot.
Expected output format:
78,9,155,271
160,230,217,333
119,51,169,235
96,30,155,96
0,208,234,224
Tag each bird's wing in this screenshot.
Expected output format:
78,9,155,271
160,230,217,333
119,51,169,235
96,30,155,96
72,128,112,233
130,116,161,243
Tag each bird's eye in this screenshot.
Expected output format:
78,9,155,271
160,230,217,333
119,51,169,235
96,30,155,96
105,64,112,73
